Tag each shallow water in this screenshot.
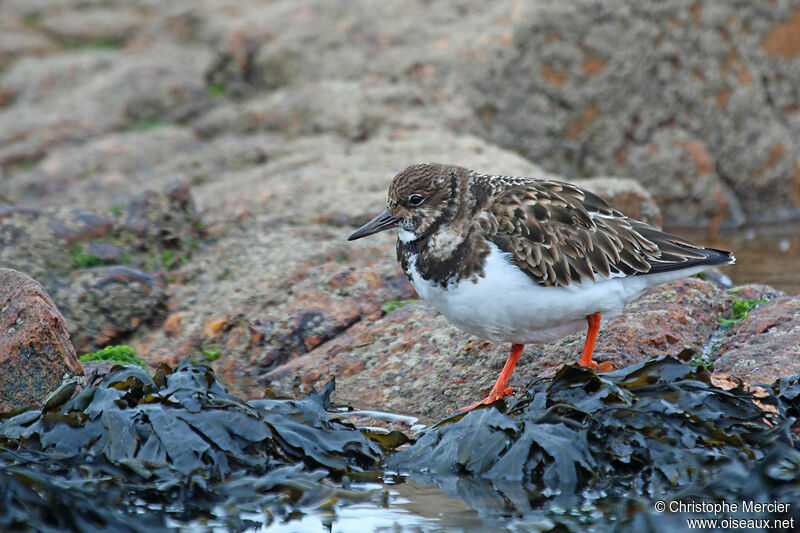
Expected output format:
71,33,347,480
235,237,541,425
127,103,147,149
667,222,800,295
257,480,489,533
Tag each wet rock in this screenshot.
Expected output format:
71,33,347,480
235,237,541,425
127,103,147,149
259,302,451,416
0,268,83,413
136,241,417,374
728,283,787,302
122,180,200,250
61,266,165,353
2,127,199,206
713,294,800,385
260,278,732,417
472,0,800,227
0,206,96,284
48,210,114,244
162,312,185,336
79,360,118,378
86,241,123,263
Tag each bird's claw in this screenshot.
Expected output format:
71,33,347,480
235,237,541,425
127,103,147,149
597,361,615,372
460,386,514,411
582,360,615,372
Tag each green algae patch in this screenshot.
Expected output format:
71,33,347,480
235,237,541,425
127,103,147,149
720,297,767,327
68,243,103,268
207,82,228,97
388,356,800,530
128,118,166,132
80,345,146,368
198,348,221,361
381,298,418,314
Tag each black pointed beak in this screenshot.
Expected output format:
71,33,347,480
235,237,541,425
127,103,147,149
347,208,401,241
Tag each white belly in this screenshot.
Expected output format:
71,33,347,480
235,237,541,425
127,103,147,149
407,242,708,344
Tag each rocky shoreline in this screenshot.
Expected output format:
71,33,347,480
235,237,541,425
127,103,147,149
1,0,799,415
2,3,800,530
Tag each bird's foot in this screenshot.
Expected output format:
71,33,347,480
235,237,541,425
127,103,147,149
580,359,615,372
460,386,513,411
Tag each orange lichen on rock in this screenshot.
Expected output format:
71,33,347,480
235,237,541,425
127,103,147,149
567,102,598,139
748,141,786,182
163,312,184,336
762,7,800,58
203,315,228,338
582,56,607,75
715,88,730,109
540,62,567,86
675,139,714,175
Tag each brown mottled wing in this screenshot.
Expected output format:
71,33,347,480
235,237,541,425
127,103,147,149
481,179,727,287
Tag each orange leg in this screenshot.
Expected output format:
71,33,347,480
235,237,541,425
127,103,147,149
461,343,524,411
579,312,601,369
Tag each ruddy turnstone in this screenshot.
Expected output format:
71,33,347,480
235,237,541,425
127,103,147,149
348,163,734,410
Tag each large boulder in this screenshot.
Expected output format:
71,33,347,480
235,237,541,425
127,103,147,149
0,268,83,413
472,0,800,227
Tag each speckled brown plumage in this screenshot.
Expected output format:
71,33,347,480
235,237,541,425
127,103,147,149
388,163,732,288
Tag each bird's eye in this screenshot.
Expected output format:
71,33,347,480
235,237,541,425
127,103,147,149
408,194,424,207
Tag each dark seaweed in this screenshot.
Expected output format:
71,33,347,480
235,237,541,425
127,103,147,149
3,356,800,532
0,359,385,532
388,356,800,531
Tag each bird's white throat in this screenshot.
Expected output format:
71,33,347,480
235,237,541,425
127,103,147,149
398,229,416,243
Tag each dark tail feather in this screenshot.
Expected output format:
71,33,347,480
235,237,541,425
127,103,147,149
629,222,734,275
700,247,736,266
647,246,735,275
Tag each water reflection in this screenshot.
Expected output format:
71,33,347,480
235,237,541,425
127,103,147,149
233,479,489,533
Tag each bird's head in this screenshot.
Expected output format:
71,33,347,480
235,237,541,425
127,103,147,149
347,163,456,242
